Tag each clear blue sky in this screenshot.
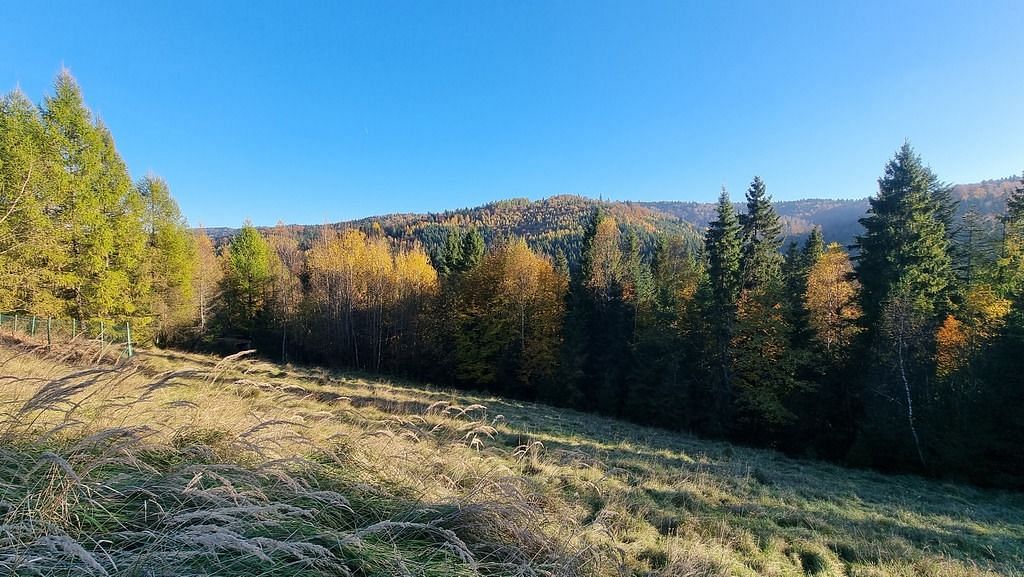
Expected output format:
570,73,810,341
3,1,1022,227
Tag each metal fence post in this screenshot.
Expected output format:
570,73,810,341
125,322,133,358
72,318,77,338
47,317,52,345
12,314,17,335
31,316,36,337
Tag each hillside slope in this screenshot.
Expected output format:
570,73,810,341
2,338,1022,577
204,177,1020,253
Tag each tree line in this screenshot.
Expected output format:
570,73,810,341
3,73,1022,487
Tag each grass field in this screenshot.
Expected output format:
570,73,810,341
1,337,1022,576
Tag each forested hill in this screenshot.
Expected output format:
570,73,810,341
206,177,1020,253
640,197,871,245
207,195,701,265
641,178,1020,244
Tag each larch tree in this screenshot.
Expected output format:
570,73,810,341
139,175,195,342
805,243,862,357
192,228,223,334
42,70,109,319
0,89,61,314
221,222,273,338
265,223,303,362
577,210,635,413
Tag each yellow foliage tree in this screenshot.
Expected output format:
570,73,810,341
192,229,223,333
456,238,566,396
935,314,969,379
306,228,437,370
935,284,1011,379
804,243,862,356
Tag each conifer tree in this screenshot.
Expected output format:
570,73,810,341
853,143,955,470
805,243,862,356
95,122,147,318
0,89,61,314
221,222,273,338
703,188,743,426
455,238,565,398
740,176,784,289
42,70,109,319
193,228,222,334
459,227,485,272
855,143,954,324
803,226,825,265
625,234,701,427
139,175,195,341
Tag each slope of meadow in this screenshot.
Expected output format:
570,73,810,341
1,338,1022,577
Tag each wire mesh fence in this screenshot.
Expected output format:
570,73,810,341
0,312,135,358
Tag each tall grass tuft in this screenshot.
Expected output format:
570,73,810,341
0,339,591,576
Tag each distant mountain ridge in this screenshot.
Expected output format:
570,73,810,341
204,176,1021,256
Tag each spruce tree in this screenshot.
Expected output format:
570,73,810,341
740,176,784,289
803,226,825,266
854,142,953,324
458,227,485,273
853,142,955,470
703,188,743,425
732,177,800,437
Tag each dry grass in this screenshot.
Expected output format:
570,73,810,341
1,336,1022,576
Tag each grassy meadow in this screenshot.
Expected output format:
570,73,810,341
0,336,1021,576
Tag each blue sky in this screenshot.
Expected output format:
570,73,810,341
3,1,1022,227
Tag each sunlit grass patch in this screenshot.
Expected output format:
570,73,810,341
1,338,1021,576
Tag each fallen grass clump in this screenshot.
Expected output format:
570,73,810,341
1,337,1022,576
